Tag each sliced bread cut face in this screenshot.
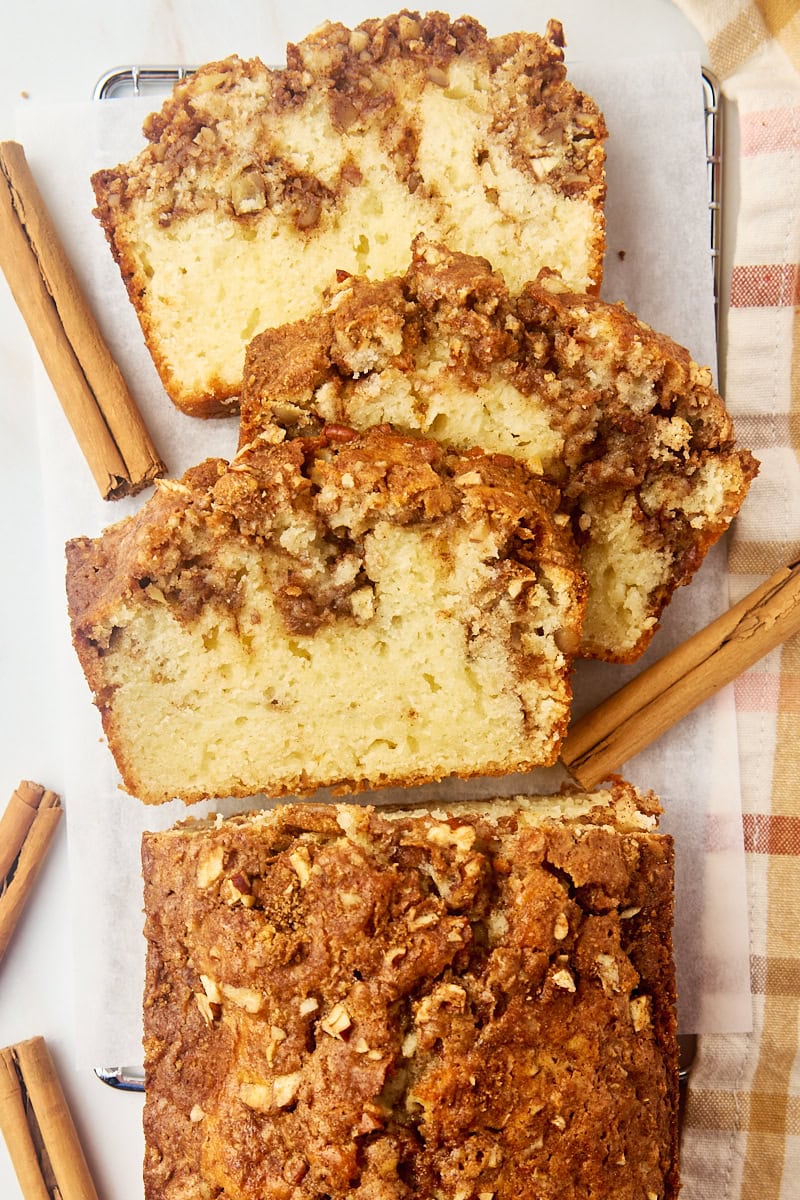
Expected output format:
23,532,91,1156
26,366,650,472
91,12,606,416
66,427,586,805
240,240,758,661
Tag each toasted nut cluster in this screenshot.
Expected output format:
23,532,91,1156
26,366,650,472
320,1002,351,1039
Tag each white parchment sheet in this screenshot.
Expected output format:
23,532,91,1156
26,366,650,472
16,49,753,1065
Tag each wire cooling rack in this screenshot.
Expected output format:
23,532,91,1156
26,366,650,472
91,62,717,1096
702,68,723,336
93,64,195,99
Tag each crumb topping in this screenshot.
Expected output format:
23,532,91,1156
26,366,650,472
241,239,758,660
66,425,580,640
142,796,679,1200
90,11,607,415
244,238,753,501
94,13,605,230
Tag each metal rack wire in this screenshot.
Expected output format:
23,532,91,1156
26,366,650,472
702,67,723,340
91,63,719,1096
93,64,195,99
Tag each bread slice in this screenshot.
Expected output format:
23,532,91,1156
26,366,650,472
240,239,758,661
65,427,586,804
91,12,606,416
142,781,679,1200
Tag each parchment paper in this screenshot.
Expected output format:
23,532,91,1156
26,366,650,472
16,49,753,1065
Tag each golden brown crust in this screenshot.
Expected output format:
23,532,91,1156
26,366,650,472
142,790,679,1200
91,12,607,415
241,240,758,661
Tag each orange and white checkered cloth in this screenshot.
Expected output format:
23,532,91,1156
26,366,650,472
672,2,800,1196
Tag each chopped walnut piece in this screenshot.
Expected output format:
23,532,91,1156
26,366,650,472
194,993,216,1026
320,1002,351,1039
231,169,266,215
487,910,509,942
199,974,222,1003
453,470,483,488
357,1106,385,1134
272,1072,303,1108
551,968,576,992
402,1030,418,1057
397,13,420,41
426,821,476,855
267,1025,287,1065
222,872,255,907
630,995,652,1032
239,1081,272,1112
384,946,407,967
408,910,439,931
196,845,224,888
596,953,621,993
289,846,312,886
221,983,263,1013
416,983,467,1024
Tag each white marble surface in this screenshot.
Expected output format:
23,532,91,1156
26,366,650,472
0,3,710,1197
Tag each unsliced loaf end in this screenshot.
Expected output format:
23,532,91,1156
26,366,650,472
142,780,679,1200
241,238,758,661
66,427,586,804
91,12,606,416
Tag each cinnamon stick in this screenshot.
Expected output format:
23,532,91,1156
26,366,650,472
0,782,62,966
0,140,165,499
0,1038,99,1200
561,556,800,789
0,1051,50,1200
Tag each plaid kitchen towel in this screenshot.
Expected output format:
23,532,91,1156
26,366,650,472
673,2,800,1197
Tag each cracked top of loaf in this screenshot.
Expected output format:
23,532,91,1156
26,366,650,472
142,782,679,1200
91,11,607,415
240,238,758,661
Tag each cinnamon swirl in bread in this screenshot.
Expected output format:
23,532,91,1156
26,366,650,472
66,427,586,804
91,12,606,416
240,240,757,661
